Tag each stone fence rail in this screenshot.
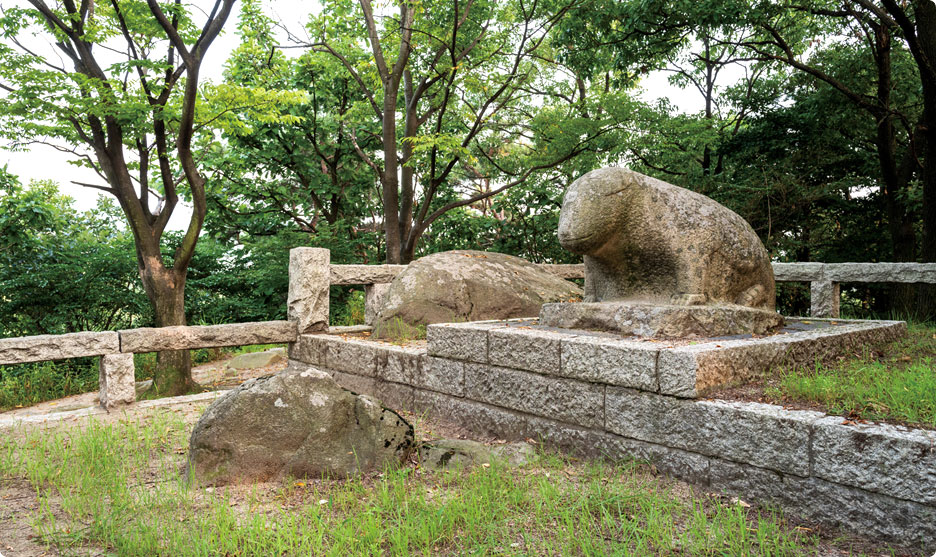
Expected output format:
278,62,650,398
323,258,936,320
0,321,297,366
0,321,297,409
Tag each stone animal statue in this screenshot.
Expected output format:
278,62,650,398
558,167,776,310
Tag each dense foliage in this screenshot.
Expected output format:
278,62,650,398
2,0,934,366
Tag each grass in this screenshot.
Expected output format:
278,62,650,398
0,411,858,556
373,316,428,342
0,359,98,411
765,322,936,428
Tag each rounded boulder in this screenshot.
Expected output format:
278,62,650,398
374,250,582,338
186,361,414,486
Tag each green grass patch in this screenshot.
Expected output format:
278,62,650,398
0,359,98,411
373,316,427,342
765,322,936,428
0,413,845,556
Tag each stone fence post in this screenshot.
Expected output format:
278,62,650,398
99,353,135,409
810,280,841,319
288,248,331,333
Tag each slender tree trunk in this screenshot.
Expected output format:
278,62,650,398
917,2,936,266
381,95,402,263
914,83,936,320
140,263,197,396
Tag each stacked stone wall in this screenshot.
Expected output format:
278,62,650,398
291,320,934,549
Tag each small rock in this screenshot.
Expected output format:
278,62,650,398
135,379,153,396
224,348,286,371
418,438,535,471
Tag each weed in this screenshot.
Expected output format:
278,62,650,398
766,322,936,428
373,317,427,342
0,412,842,556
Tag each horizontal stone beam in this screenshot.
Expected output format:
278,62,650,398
0,331,119,365
772,262,825,282
330,265,407,285
772,262,936,284
823,262,936,283
118,321,297,353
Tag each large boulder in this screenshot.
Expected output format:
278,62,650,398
187,361,414,485
374,250,583,337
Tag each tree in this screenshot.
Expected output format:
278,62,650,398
0,0,236,394
0,175,148,337
203,0,381,263
559,0,936,317
296,0,624,263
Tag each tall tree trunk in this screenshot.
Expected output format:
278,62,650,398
915,1,936,321
140,264,196,396
871,24,920,315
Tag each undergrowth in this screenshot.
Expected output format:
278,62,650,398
0,358,97,411
0,413,844,556
765,322,936,428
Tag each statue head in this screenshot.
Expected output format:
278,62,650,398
557,167,631,254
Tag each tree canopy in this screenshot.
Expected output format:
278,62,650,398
2,0,934,342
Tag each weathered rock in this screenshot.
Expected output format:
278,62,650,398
540,301,784,339
135,379,153,395
374,251,582,338
288,247,330,333
365,283,391,326
556,167,776,310
419,438,535,471
187,361,414,485
225,348,286,371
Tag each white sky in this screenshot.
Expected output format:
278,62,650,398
0,1,707,227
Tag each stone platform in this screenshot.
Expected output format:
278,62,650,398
287,316,936,548
431,317,904,398
540,301,784,338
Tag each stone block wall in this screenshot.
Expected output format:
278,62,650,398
291,321,935,549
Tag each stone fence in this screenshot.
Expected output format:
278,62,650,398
316,250,936,321
772,262,936,318
2,247,935,409
0,321,296,408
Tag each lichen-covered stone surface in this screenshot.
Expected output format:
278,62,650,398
187,361,413,486
373,251,581,337
287,247,330,333
120,321,296,353
540,301,784,338
418,438,534,471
